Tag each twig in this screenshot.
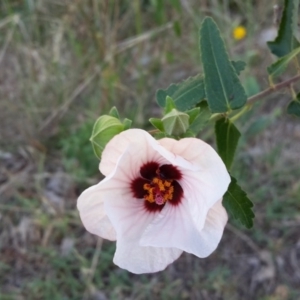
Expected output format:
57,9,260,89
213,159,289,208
247,73,300,105
211,73,300,122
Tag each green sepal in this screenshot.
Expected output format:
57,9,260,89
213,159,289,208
186,107,201,124
154,132,168,139
109,106,120,119
123,118,132,130
149,118,164,132
182,130,196,137
223,176,255,229
189,101,211,135
165,96,176,114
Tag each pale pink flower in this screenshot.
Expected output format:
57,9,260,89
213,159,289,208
77,129,230,274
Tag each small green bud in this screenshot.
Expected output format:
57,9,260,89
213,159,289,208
90,115,124,159
161,109,189,136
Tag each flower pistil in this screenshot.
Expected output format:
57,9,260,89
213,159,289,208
143,177,174,205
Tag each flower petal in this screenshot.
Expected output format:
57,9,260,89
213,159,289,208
159,137,230,229
140,199,227,258
77,179,117,241
114,240,183,274
100,129,198,177
100,129,159,176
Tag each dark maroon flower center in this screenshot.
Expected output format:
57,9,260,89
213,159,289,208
131,161,183,212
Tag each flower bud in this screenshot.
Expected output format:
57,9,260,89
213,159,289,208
90,115,124,159
161,109,189,136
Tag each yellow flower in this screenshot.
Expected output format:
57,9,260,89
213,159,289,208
233,26,247,40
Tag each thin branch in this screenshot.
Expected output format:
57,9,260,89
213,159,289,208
211,73,300,122
247,73,300,106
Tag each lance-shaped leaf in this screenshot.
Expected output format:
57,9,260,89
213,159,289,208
215,117,241,170
267,0,300,57
268,46,300,78
231,60,246,75
223,176,254,229
200,17,247,113
156,60,245,111
156,74,206,111
287,92,300,117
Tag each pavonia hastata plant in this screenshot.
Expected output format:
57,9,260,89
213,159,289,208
78,0,300,274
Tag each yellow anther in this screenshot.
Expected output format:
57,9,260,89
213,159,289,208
153,177,159,184
164,181,171,187
143,177,175,204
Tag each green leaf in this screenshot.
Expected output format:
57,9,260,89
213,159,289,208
231,60,246,75
186,107,200,124
156,60,244,112
267,46,300,78
200,17,247,113
267,0,300,57
223,176,254,229
215,117,241,169
154,132,168,139
287,98,300,117
189,101,211,134
156,74,206,111
149,118,164,131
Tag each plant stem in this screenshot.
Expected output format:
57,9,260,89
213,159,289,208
247,73,300,105
211,73,300,122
